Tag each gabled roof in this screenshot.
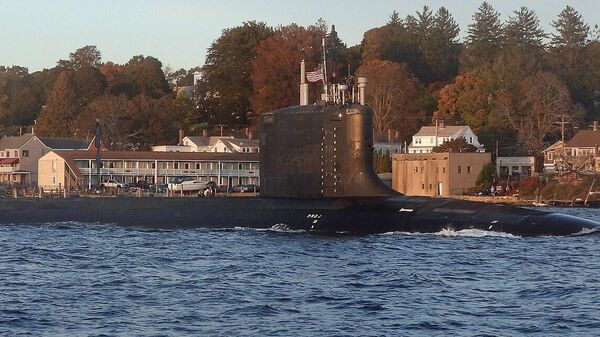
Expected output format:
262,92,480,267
413,126,470,138
184,136,210,147
38,137,90,150
0,133,34,150
565,130,600,148
542,140,564,153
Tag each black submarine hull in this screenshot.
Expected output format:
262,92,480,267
1,196,598,236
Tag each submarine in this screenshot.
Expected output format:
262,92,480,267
1,59,600,237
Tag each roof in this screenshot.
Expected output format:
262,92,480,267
0,158,18,164
38,137,90,150
0,133,34,150
50,150,260,180
52,150,259,162
566,130,600,148
184,136,210,147
413,126,470,138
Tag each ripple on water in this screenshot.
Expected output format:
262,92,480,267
1,208,600,336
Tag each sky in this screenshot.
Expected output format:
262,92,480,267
2,0,600,72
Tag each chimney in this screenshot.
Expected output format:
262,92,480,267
178,129,184,146
439,119,445,129
202,129,208,137
594,121,598,131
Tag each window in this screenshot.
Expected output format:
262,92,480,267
467,166,471,173
469,137,473,143
422,184,425,190
0,151,3,157
458,166,462,173
22,150,29,157
414,166,418,173
14,150,18,157
174,162,179,169
52,176,56,184
442,167,446,173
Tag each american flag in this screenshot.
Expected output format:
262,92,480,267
306,68,323,82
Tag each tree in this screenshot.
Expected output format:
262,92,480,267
35,71,79,136
119,55,171,98
72,66,107,106
356,59,425,140
504,7,546,49
426,7,460,82
476,162,497,189
551,6,589,50
58,45,102,70
436,71,495,133
550,6,590,113
464,2,503,68
499,71,583,155
74,94,137,150
361,23,427,82
250,23,325,114
432,137,477,153
199,21,273,124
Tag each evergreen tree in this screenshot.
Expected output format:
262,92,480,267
35,71,79,136
464,2,503,68
387,11,402,26
427,7,460,82
504,7,546,49
551,6,589,49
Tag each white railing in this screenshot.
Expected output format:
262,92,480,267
0,167,15,173
79,168,259,177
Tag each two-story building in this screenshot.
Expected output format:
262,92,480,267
543,122,600,173
408,125,485,154
38,150,259,190
392,152,491,196
0,133,92,185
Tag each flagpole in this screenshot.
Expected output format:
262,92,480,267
322,35,328,101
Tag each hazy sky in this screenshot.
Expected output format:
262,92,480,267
2,1,599,72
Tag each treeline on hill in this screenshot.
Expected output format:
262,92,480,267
1,3,599,155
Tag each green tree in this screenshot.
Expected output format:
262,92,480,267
476,162,497,189
199,21,273,124
504,7,546,49
35,71,79,136
432,137,478,153
58,45,102,70
464,2,503,68
119,55,171,98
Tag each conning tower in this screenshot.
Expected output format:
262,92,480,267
259,74,398,198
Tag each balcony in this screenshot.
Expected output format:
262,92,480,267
0,166,16,173
78,167,259,177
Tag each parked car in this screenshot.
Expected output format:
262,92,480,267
157,184,168,193
133,180,154,190
228,184,246,193
244,184,260,193
101,179,129,189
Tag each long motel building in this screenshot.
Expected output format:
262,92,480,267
38,150,259,190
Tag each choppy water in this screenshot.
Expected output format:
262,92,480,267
2,208,600,336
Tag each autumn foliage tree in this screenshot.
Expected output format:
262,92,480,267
499,71,583,154
250,23,325,114
356,59,425,140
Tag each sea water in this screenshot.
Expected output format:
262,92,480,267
1,208,600,336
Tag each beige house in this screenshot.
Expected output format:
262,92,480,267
407,125,485,154
392,152,491,196
0,134,91,185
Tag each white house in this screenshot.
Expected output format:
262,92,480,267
153,136,259,154
407,125,485,154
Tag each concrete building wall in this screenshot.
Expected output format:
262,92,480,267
447,153,491,195
392,152,491,196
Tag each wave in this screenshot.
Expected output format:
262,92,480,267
233,224,306,233
381,228,520,238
